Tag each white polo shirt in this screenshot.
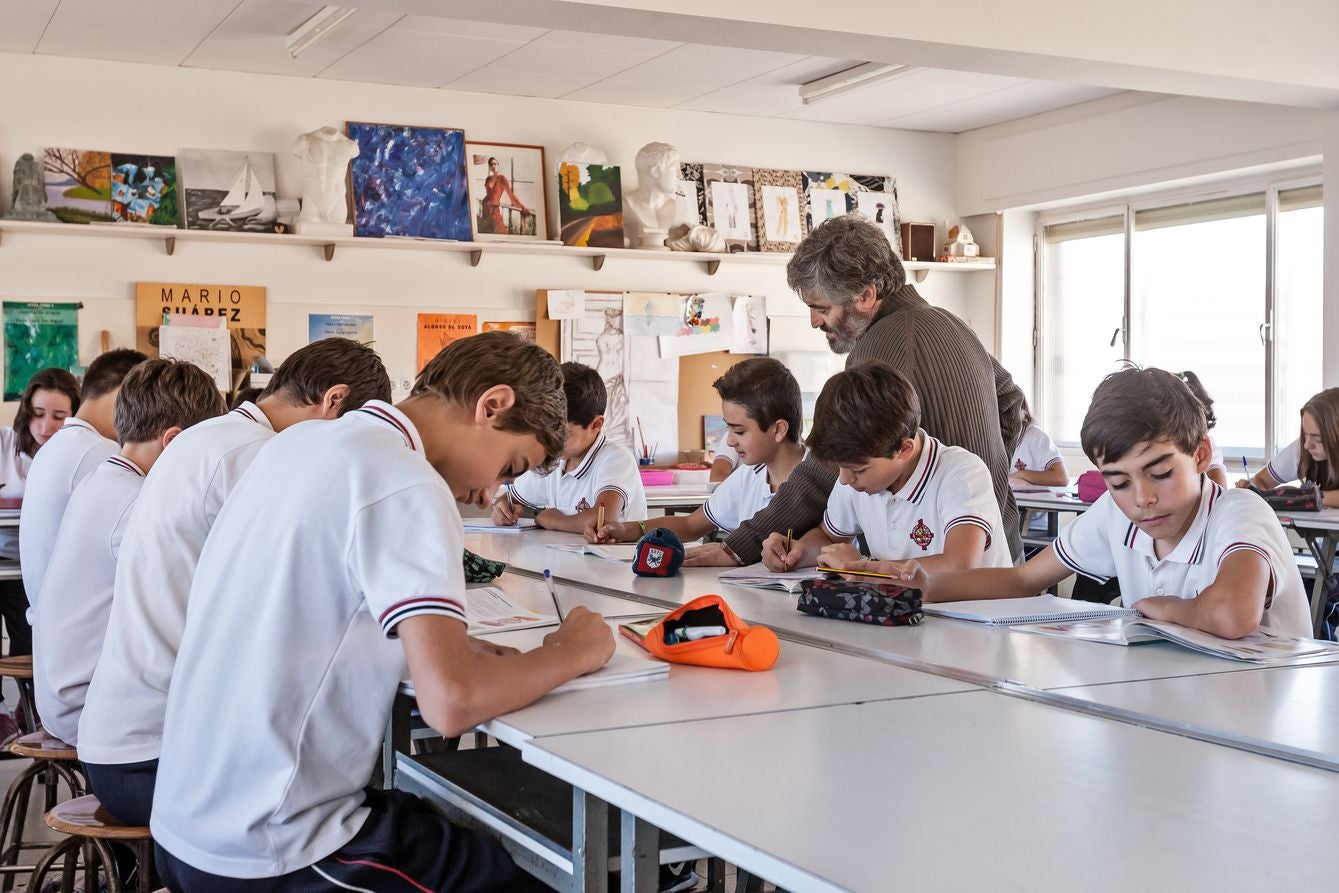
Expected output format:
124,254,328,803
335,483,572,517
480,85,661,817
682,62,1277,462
509,431,647,520
0,428,33,560
713,433,740,470
151,401,469,879
19,417,117,610
1053,481,1311,636
1207,433,1226,475
702,453,800,533
78,402,276,766
1265,439,1302,485
822,434,1011,568
1011,424,1064,474
33,455,144,746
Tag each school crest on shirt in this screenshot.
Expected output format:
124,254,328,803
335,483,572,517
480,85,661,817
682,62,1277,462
910,519,935,551
575,498,591,511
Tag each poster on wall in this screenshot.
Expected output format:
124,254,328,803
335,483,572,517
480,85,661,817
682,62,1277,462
308,314,374,344
135,282,266,386
2,302,79,401
417,313,477,371
481,321,537,343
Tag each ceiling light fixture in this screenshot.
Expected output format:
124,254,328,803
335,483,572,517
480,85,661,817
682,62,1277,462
286,5,358,59
799,62,911,105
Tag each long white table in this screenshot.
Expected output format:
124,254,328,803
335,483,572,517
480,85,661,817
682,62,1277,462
525,692,1339,893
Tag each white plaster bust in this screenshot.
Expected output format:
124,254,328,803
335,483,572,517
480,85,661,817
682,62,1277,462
559,142,609,165
624,142,680,250
293,126,359,225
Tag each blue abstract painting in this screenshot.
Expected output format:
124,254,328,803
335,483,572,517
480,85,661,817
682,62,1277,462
347,122,472,241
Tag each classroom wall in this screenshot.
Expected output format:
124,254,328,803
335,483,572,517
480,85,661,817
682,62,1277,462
0,51,986,425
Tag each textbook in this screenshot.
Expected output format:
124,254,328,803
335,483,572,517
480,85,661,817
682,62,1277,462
465,586,558,635
719,564,824,593
923,594,1138,625
547,543,640,562
1022,616,1339,664
463,518,537,533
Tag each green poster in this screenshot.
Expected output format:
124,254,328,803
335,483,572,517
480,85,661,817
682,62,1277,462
3,302,79,401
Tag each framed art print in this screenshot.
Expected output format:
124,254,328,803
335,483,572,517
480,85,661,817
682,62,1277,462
465,141,547,242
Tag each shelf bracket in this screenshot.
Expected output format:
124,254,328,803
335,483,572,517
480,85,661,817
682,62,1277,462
591,254,606,272
164,237,176,257
704,259,721,276
469,249,483,267
323,243,336,262
914,269,929,284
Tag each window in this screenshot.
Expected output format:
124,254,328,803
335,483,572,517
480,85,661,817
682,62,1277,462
1275,185,1325,448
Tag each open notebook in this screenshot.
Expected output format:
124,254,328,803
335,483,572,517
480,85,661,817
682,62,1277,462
1022,617,1339,664
465,586,557,634
463,518,537,533
719,564,824,594
923,594,1137,625
470,619,669,693
547,543,640,562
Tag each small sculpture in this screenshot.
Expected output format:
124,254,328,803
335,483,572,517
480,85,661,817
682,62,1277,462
559,142,609,165
666,223,727,253
623,142,681,251
942,223,979,258
5,153,57,221
292,127,359,235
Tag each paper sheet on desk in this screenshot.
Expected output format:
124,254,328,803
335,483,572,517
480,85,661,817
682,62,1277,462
463,518,537,533
466,586,557,635
482,619,669,693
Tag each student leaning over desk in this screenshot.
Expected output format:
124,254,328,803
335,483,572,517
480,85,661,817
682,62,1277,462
1239,387,1339,508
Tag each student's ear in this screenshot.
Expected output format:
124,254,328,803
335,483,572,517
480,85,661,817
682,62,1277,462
1193,436,1213,474
159,425,184,448
319,384,351,420
474,384,518,425
895,436,917,461
852,283,880,315
588,415,605,434
771,420,788,444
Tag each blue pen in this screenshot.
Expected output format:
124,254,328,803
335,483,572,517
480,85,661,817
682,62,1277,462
1242,455,1250,480
543,569,564,621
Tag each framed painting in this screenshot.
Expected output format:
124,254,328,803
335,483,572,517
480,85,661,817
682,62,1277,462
181,149,279,233
347,122,472,241
557,162,624,249
465,141,547,242
753,169,806,252
42,148,112,224
702,163,757,253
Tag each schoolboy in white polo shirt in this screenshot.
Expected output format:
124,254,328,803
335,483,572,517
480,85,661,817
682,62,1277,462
492,361,646,532
33,358,225,747
764,363,1011,573
903,367,1311,638
19,348,145,613
1009,401,1068,488
79,338,390,828
590,358,806,565
150,333,612,892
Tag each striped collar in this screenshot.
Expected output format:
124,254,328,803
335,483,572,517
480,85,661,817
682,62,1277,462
891,431,940,505
57,417,98,436
228,401,274,432
1123,477,1223,565
106,455,146,477
565,431,607,479
354,401,424,453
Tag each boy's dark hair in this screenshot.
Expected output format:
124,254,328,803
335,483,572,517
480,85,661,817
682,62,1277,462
805,362,920,464
559,362,607,428
82,348,147,401
14,368,81,459
413,332,567,466
260,338,390,414
1178,370,1217,430
1299,388,1339,490
1080,366,1206,464
113,358,227,446
713,358,802,444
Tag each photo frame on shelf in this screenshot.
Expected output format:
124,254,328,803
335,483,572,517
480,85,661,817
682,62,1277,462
675,162,706,226
753,169,806,252
702,163,757,253
465,141,547,242
802,171,901,254
347,121,472,241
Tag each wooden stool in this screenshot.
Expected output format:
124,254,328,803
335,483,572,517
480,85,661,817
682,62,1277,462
0,656,37,735
27,795,154,893
0,731,85,892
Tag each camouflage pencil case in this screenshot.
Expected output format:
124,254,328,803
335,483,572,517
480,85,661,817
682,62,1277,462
796,578,923,626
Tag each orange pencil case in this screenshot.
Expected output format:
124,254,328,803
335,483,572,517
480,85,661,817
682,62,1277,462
619,594,779,671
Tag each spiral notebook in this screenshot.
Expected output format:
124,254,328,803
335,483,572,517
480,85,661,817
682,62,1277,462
922,594,1137,625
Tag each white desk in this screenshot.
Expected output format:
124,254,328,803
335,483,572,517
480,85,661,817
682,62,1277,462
644,485,713,515
526,692,1339,892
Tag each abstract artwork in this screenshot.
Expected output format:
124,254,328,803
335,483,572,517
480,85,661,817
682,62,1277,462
348,122,472,241
754,169,806,252
466,142,546,242
802,171,901,254
675,162,706,226
43,148,112,224
181,149,279,233
109,154,177,225
557,163,624,249
702,164,757,252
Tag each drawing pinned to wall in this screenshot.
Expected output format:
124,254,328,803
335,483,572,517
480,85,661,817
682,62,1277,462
2,302,79,401
659,293,735,358
482,321,537,343
675,163,705,226
159,317,231,391
109,154,177,225
348,122,472,241
42,148,112,223
754,169,806,252
181,149,279,233
466,141,546,242
623,292,683,338
557,163,624,248
308,314,374,344
730,294,768,355
416,313,477,371
702,164,757,252
802,171,901,254
560,292,632,449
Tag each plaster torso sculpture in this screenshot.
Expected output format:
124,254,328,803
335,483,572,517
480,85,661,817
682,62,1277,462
624,142,680,250
559,142,609,166
292,127,359,234
6,153,57,221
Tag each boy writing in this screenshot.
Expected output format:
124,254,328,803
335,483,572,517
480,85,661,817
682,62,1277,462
763,363,1011,573
492,361,646,533
589,357,806,568
150,333,611,891
901,367,1311,638
33,359,225,747
79,338,391,826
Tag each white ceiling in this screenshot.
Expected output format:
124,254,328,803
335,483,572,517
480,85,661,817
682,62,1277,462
0,0,1124,133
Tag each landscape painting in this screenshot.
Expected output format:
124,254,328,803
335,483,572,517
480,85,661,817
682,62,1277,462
43,148,113,223
347,122,472,241
109,153,178,226
557,162,624,249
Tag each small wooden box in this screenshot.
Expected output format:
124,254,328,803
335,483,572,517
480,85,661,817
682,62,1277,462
900,222,936,262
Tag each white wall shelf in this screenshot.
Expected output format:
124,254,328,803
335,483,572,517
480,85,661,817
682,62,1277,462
0,220,995,280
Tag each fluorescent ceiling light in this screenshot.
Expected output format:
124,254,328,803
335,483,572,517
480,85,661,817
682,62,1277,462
286,5,358,58
799,62,911,105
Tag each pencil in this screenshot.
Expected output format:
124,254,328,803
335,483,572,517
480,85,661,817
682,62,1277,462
818,565,897,580
543,569,564,621
597,503,605,532
785,528,793,553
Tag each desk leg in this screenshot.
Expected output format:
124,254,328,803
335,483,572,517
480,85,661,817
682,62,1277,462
571,789,609,893
1305,532,1338,638
619,812,656,893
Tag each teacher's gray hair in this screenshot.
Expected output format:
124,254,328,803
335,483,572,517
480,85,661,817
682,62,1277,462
786,214,906,304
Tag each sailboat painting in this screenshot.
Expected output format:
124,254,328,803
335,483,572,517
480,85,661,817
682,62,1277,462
180,149,280,233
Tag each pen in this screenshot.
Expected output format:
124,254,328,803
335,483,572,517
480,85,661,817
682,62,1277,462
818,564,896,580
1242,455,1250,479
785,527,793,553
597,503,605,532
543,569,564,621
